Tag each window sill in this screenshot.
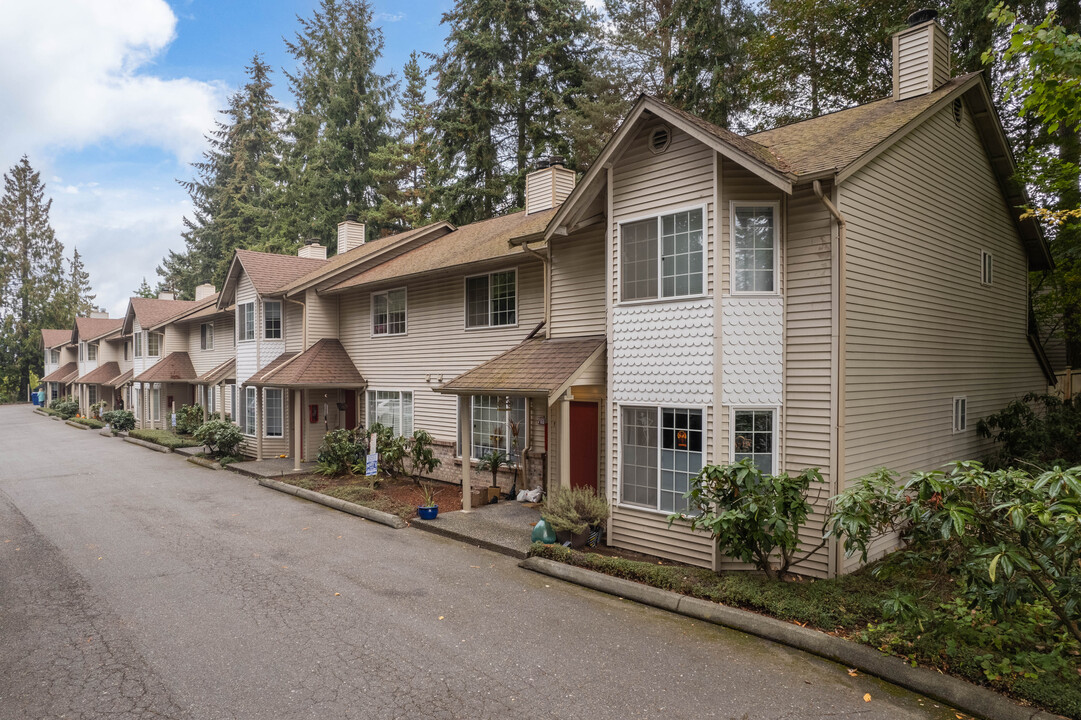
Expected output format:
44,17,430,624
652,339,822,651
464,323,519,332
616,293,710,309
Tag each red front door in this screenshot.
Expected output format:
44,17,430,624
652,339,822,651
569,401,599,490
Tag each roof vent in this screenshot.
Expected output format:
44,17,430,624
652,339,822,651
535,157,551,170
952,98,963,125
649,126,671,154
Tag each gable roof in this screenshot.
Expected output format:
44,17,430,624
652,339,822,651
218,250,327,308
246,339,365,388
244,351,299,385
41,329,72,349
77,361,121,385
73,317,124,343
198,358,235,385
133,352,198,383
437,336,606,399
146,293,222,330
124,297,202,334
104,368,133,388
327,209,555,294
41,361,78,383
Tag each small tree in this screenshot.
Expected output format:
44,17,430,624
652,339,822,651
670,459,825,580
51,397,78,419
193,419,242,457
175,404,204,435
407,429,440,483
101,409,135,432
315,428,362,476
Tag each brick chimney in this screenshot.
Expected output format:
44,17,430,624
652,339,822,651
298,239,327,260
893,9,951,101
525,156,576,214
337,214,366,254
157,291,175,301
194,283,216,301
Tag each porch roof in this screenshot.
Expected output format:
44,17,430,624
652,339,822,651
198,357,236,385
436,336,605,399
246,339,365,388
103,368,134,388
134,352,198,383
42,361,78,383
244,352,299,386
76,361,121,385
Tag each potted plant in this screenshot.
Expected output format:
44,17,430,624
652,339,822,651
543,487,610,548
417,482,438,520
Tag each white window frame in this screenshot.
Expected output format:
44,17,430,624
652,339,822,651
980,250,993,286
953,396,967,433
79,342,85,361
371,288,408,337
458,395,528,461
238,302,255,342
366,389,414,437
151,385,160,422
134,332,142,358
263,301,282,340
243,386,256,436
729,201,781,296
464,269,518,329
729,406,780,475
87,343,97,361
123,342,129,361
264,388,283,438
200,322,214,350
616,403,707,515
146,332,162,358
50,349,59,364
87,384,97,406
617,202,708,305
134,387,141,420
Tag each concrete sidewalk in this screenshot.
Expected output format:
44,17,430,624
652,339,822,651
411,499,541,558
229,456,316,478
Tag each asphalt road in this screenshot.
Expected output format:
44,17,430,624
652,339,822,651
1,406,964,720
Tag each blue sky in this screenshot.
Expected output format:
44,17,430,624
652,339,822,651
0,0,454,319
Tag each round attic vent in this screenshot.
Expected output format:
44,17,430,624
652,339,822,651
649,126,671,154
953,98,963,125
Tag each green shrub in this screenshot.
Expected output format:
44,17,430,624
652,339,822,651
477,450,510,486
192,419,243,457
977,393,1081,469
316,428,362,476
89,400,107,419
350,423,408,477
543,486,609,535
175,404,204,435
129,429,201,449
407,429,441,482
673,459,826,580
51,398,78,419
71,417,105,429
101,409,135,432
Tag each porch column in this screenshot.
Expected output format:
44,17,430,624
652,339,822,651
219,383,226,421
560,393,571,489
256,388,264,461
460,395,472,513
202,386,208,422
293,389,302,471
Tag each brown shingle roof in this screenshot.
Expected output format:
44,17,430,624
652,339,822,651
75,317,124,341
103,368,133,387
235,249,327,296
177,298,232,324
147,293,223,329
77,362,121,385
248,339,364,387
198,358,235,385
438,336,605,397
129,298,202,332
134,352,198,382
748,73,979,177
42,361,78,383
244,352,299,385
328,209,556,293
41,328,72,348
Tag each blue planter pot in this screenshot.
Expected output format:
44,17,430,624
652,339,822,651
418,505,438,520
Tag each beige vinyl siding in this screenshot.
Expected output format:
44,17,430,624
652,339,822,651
840,103,1046,567
306,290,339,346
338,261,545,444
185,316,235,376
163,325,187,355
554,170,575,205
301,388,356,462
235,274,258,386
549,225,605,338
285,301,303,353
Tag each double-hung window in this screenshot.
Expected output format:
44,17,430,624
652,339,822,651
200,323,214,350
244,387,256,436
151,386,160,422
953,397,967,433
732,204,778,293
238,303,255,341
264,301,282,339
621,207,704,301
133,387,141,420
732,409,775,473
134,333,142,358
466,395,526,461
264,389,283,437
50,349,59,364
465,271,516,328
79,342,85,361
372,289,407,336
621,406,703,513
147,333,161,358
88,385,97,406
87,343,97,361
367,390,413,437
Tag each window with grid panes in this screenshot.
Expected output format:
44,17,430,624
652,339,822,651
264,301,282,339
733,205,776,293
466,395,526,460
620,220,658,301
620,208,703,301
265,389,283,437
620,406,703,513
733,409,774,473
134,333,142,357
238,303,254,341
465,271,516,328
147,333,161,357
50,349,59,364
367,390,413,437
88,343,97,361
244,387,256,435
372,289,406,335
200,323,214,350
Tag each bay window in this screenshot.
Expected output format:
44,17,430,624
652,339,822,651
243,387,256,436
200,322,214,350
466,395,526,461
732,409,775,474
147,332,161,358
238,302,255,342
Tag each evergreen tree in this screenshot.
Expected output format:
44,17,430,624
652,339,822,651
432,0,598,223
159,54,283,297
399,51,440,227
603,0,678,98
65,247,98,318
278,0,397,251
134,277,157,299
0,156,66,399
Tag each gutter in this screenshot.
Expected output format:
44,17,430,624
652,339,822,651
813,179,847,577
510,237,551,337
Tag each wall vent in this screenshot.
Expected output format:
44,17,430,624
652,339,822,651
952,97,963,125
649,126,671,154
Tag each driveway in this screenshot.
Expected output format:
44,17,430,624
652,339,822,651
1,406,961,719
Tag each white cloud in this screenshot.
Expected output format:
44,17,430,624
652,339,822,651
0,0,225,167
376,12,406,22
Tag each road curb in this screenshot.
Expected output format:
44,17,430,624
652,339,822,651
123,436,172,453
518,557,1063,720
187,456,222,471
32,408,50,417
256,478,407,529
409,520,528,559
65,420,89,430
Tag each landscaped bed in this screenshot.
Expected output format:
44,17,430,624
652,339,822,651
128,429,202,449
529,543,1081,719
285,474,462,520
70,417,105,429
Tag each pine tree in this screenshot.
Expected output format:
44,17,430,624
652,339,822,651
65,247,98,318
400,51,440,227
134,277,157,299
432,0,598,224
603,0,678,98
278,0,397,251
0,156,67,399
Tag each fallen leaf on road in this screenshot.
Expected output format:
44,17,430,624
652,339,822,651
863,694,871,702
439,616,444,620
97,556,102,560
847,669,858,677
334,593,340,596
470,565,480,569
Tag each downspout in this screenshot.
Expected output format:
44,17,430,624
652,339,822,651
813,179,846,576
518,242,550,338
